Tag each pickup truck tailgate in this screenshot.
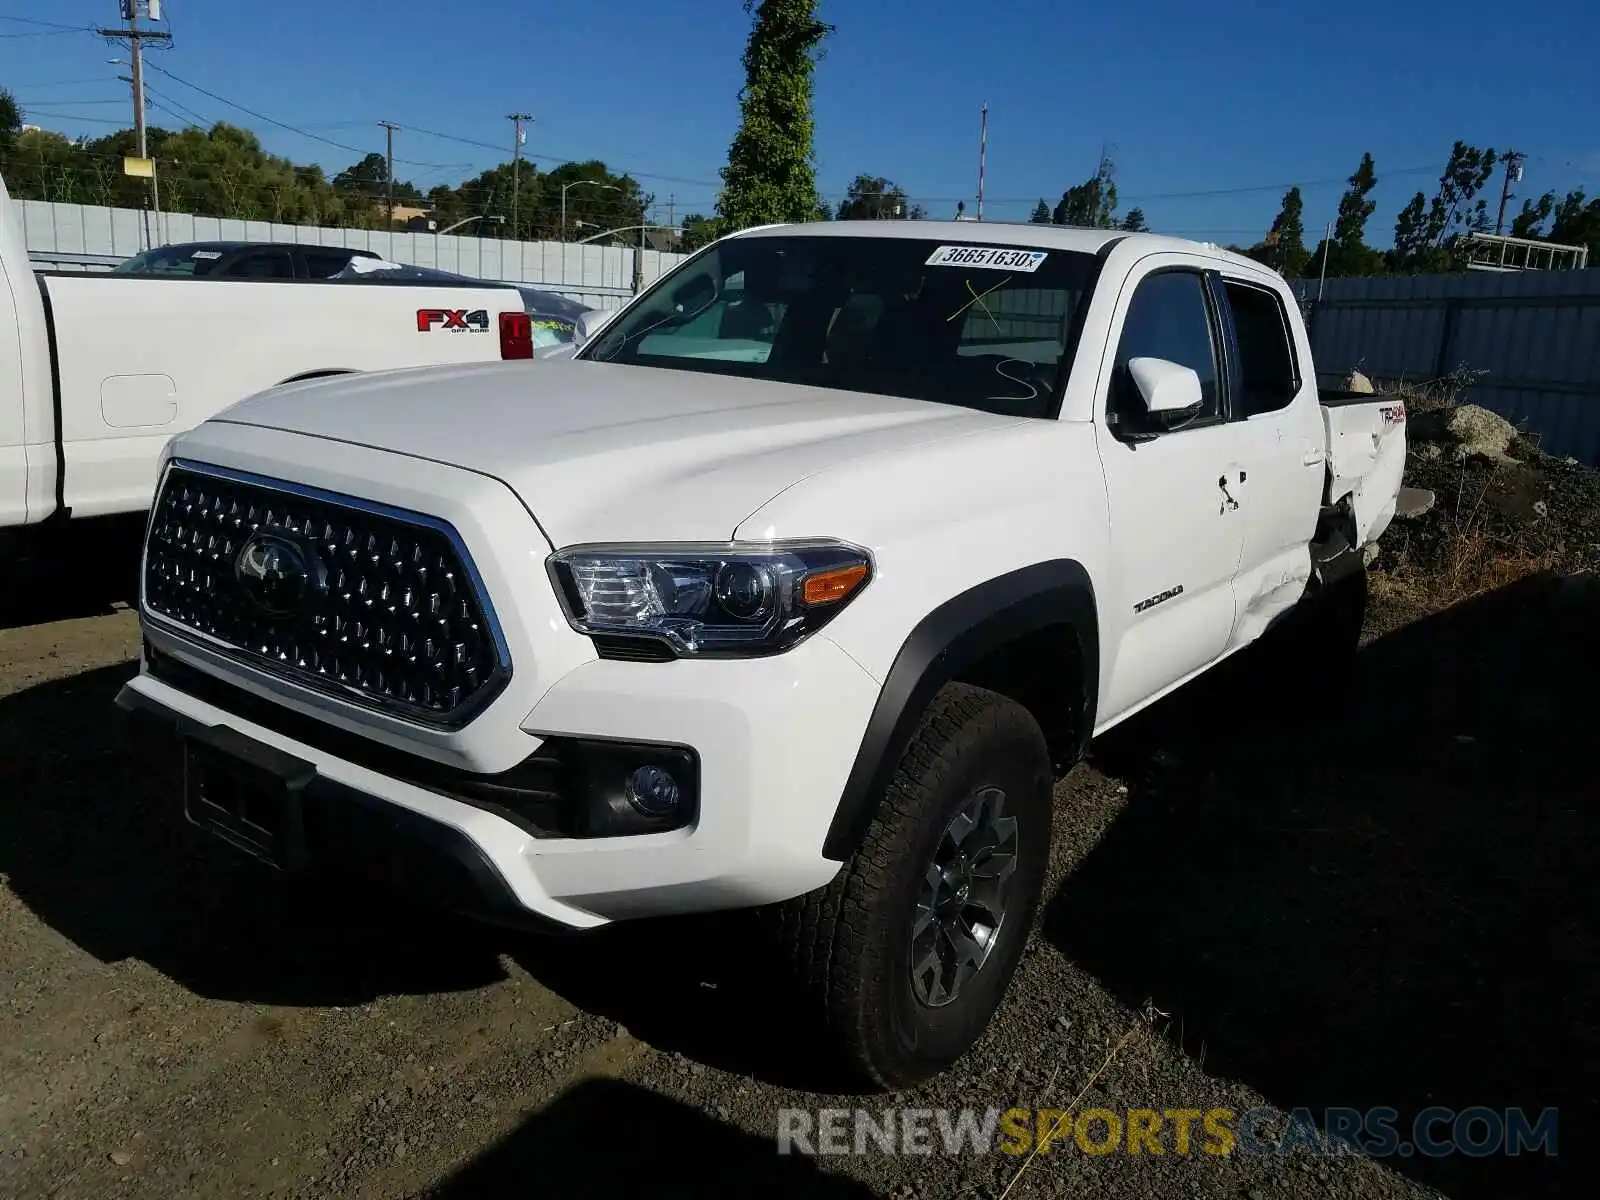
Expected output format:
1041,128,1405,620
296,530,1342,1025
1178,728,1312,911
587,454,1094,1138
1321,395,1407,548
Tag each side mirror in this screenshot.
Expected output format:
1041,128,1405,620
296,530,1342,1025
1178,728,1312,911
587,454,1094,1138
670,274,716,313
1127,356,1204,418
573,307,615,346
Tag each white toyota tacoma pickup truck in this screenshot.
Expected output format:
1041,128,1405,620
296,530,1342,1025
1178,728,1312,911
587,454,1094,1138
116,220,1405,1089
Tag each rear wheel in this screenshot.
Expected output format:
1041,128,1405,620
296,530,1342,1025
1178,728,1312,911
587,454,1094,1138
776,682,1054,1091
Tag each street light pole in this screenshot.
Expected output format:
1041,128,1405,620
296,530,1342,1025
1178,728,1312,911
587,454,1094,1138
436,215,504,237
560,180,622,242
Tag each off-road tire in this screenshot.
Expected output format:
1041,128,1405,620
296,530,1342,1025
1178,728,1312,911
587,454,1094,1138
775,682,1053,1091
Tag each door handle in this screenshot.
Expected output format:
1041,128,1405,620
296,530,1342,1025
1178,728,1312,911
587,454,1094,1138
1218,475,1239,513
1302,448,1326,466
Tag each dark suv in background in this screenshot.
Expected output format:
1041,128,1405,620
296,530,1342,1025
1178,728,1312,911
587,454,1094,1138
113,241,382,280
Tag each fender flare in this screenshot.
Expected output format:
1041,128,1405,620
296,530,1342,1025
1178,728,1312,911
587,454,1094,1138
821,559,1099,861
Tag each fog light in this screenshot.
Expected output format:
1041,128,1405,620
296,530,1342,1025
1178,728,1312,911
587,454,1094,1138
625,764,682,817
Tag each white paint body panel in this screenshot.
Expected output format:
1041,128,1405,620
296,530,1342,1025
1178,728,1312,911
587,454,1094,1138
1323,398,1407,548
120,219,1408,929
0,170,533,532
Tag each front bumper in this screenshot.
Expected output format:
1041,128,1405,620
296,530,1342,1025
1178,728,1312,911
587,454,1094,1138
117,681,568,932
116,624,882,930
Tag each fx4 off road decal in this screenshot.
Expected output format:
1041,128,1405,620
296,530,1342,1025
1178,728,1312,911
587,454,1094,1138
417,308,491,332
1134,584,1184,613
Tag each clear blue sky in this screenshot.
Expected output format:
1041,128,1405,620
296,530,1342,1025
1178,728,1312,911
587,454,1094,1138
4,1,1598,245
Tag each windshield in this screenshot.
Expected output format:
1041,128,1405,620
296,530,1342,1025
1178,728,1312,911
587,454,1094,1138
579,234,1097,418
113,245,227,276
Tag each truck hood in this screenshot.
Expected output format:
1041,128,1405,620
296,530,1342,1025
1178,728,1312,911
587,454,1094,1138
212,359,1018,546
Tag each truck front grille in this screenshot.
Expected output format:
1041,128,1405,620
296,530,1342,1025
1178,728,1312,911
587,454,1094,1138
142,461,510,726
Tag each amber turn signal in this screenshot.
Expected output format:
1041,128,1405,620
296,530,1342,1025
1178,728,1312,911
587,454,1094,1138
801,562,869,606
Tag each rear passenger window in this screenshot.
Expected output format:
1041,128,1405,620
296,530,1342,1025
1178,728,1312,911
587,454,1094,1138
302,251,357,278
1224,280,1299,416
1109,270,1221,434
225,251,294,280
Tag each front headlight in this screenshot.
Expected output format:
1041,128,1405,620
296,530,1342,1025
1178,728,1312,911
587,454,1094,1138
547,540,873,658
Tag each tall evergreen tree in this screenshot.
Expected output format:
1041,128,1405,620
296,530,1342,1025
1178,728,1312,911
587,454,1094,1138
715,0,833,231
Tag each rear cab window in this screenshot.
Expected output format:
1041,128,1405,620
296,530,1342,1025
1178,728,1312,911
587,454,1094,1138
1222,278,1301,416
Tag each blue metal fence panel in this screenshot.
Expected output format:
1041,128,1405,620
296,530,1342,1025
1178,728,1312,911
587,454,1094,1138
1294,268,1600,463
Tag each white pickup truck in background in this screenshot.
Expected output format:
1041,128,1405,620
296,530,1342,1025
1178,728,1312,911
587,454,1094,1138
0,171,541,565
117,220,1406,1090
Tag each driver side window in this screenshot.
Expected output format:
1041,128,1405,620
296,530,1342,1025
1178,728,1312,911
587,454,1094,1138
1109,270,1221,434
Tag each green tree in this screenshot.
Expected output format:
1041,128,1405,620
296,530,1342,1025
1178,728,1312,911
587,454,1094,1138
1392,141,1500,271
1391,191,1437,270
679,212,721,252
1053,151,1118,228
1259,187,1307,275
1029,198,1051,224
0,87,22,171
1428,143,1498,244
1118,207,1148,232
836,174,924,219
1549,189,1600,258
716,0,832,230
1510,191,1555,238
1334,153,1377,253
536,159,650,242
1309,153,1383,277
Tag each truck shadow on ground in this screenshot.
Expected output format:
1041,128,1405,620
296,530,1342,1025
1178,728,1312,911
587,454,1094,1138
423,1077,879,1198
0,527,142,631
0,662,843,1090
1045,571,1598,1200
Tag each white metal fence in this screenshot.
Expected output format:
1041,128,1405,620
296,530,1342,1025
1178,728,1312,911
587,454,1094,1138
17,199,688,311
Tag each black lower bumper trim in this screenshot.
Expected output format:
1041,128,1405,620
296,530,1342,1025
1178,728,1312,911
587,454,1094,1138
115,680,587,935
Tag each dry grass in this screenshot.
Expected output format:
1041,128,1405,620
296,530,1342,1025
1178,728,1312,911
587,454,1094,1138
1350,362,1490,413
1373,458,1574,617
1373,528,1563,617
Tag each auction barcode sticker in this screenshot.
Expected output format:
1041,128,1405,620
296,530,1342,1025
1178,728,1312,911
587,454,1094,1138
924,245,1048,272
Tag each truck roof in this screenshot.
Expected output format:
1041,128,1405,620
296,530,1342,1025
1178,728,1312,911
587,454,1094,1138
725,219,1268,274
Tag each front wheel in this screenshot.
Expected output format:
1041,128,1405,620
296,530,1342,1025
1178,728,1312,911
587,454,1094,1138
776,682,1054,1091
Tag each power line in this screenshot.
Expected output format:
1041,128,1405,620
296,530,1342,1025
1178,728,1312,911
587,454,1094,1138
16,111,129,125
142,83,214,130
0,14,96,30
138,62,461,171
401,122,725,189
7,77,118,88
0,27,92,38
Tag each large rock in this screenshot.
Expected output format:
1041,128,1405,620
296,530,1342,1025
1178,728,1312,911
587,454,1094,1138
1394,486,1436,520
1409,403,1519,464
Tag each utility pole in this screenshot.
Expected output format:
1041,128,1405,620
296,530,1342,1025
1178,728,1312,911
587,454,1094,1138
507,113,532,237
1495,150,1525,236
378,121,400,226
976,102,988,221
100,2,170,245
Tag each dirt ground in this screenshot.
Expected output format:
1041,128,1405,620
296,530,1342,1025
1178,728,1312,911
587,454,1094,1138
1,552,1594,1199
